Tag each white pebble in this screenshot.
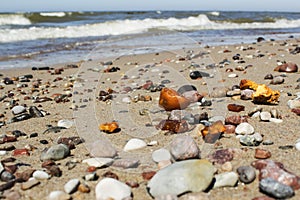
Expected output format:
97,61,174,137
82,157,113,168
235,122,254,135
123,138,147,151
269,118,283,123
33,170,50,180
260,111,271,121
57,119,74,128
47,191,70,200
228,73,238,78
95,178,131,200
64,179,80,194
11,105,26,115
152,148,171,163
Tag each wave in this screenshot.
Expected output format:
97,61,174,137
1,14,300,43
0,14,31,25
39,12,67,17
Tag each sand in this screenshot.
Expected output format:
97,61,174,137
0,37,300,199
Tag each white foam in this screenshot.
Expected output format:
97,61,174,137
0,14,300,43
0,14,31,25
40,12,66,17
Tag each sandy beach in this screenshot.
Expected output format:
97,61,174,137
1,37,300,200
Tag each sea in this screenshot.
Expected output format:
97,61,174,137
0,10,300,69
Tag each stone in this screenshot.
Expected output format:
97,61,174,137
159,88,190,111
259,178,294,199
225,115,248,125
270,76,284,85
221,161,233,172
112,159,140,169
287,99,300,109
95,178,131,200
274,62,298,73
84,172,98,181
292,108,300,116
169,110,195,123
148,160,215,197
32,170,50,180
21,179,40,190
241,89,254,100
142,171,156,181
40,144,70,161
0,171,15,182
170,135,200,161
123,138,147,151
47,191,71,200
82,158,114,168
57,120,74,128
78,183,90,193
227,104,245,112
269,118,283,123
239,134,261,146
208,148,235,165
213,172,238,188
226,89,241,97
260,112,271,121
237,166,256,184
228,73,238,78
156,119,189,133
235,122,254,135
264,74,273,79
152,148,171,163
64,178,80,194
11,106,26,115
89,140,118,158
255,148,271,159
13,149,30,156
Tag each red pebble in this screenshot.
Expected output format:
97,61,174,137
254,148,271,159
142,171,156,180
13,149,30,156
87,166,97,172
292,108,300,116
227,104,245,112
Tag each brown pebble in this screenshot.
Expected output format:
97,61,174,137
126,181,139,188
156,119,189,133
224,124,236,134
12,149,30,156
2,136,17,143
225,115,248,125
4,165,18,174
102,171,119,180
274,62,298,73
15,169,35,182
47,165,62,177
142,171,156,181
78,183,90,193
255,148,271,159
252,196,274,200
227,104,245,112
87,166,97,173
21,179,40,190
41,160,56,168
291,108,300,116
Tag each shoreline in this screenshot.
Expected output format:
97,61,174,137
0,37,300,199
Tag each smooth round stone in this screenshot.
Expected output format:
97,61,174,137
213,171,238,188
241,89,254,100
89,140,117,158
170,135,200,161
295,139,300,151
57,120,74,129
287,99,300,109
260,112,271,121
82,158,114,168
253,132,263,142
269,118,283,123
64,179,80,194
259,178,294,199
226,89,241,97
235,122,254,135
40,144,70,161
1,171,15,182
228,73,238,78
237,166,256,184
270,76,285,85
147,159,215,197
0,150,6,156
47,191,70,200
33,170,50,180
95,178,131,200
11,105,26,115
152,148,171,163
112,158,140,169
123,138,147,151
84,172,98,181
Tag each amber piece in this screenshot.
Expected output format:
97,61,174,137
159,88,190,111
227,104,245,112
156,119,189,133
99,122,119,133
240,79,258,90
201,120,226,143
252,84,280,104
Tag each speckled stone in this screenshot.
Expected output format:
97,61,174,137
170,135,200,161
259,178,294,199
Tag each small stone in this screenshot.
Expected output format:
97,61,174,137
112,159,140,169
40,144,70,161
226,89,241,97
15,169,35,182
142,171,156,181
64,178,80,194
152,148,171,163
225,115,248,125
89,140,118,158
227,104,245,112
228,73,238,78
57,120,74,128
0,171,15,182
270,76,284,85
78,183,90,193
208,148,235,165
292,108,300,116
82,158,113,168
221,161,233,172
241,89,254,100
239,134,261,146
259,178,294,199
237,166,256,184
235,122,254,135
47,191,71,200
213,172,238,188
123,138,147,151
255,148,271,159
147,159,215,197
287,99,300,109
263,140,274,145
32,170,50,180
13,149,30,156
260,112,271,121
170,135,200,161
11,106,26,115
84,172,98,181
269,118,283,123
21,179,40,190
264,74,273,80
295,140,300,151
95,178,131,200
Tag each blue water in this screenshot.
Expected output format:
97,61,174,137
0,11,300,69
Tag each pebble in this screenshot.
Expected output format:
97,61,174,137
208,148,236,165
123,138,147,151
264,74,273,79
0,171,15,182
40,144,70,161
287,99,300,109
82,158,114,168
32,170,50,180
78,183,90,193
255,148,271,159
89,140,118,158
57,120,74,128
239,134,261,146
228,73,238,78
226,89,241,97
84,172,98,181
259,111,272,121
152,148,171,163
95,178,131,200
147,159,215,197
259,178,294,199
169,135,200,161
47,191,71,200
270,76,284,85
11,106,26,115
112,159,140,169
225,115,248,125
21,179,40,190
235,122,254,135
213,171,238,188
241,89,254,100
237,166,256,184
64,178,80,194
295,139,300,151
269,118,283,123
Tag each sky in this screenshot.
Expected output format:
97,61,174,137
0,0,298,13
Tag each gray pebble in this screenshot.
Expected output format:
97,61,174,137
237,166,256,184
259,178,294,199
260,111,271,121
40,144,70,161
270,76,285,85
170,135,200,161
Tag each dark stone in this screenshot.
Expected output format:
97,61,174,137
189,71,210,80
259,178,294,199
257,37,265,42
237,166,256,184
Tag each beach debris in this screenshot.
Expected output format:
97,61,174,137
11,105,26,115
235,122,254,135
147,159,215,197
237,166,256,184
274,62,298,73
99,121,119,133
200,120,226,143
98,88,114,102
189,71,210,80
159,87,190,111
170,135,200,161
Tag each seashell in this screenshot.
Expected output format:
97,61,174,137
158,88,190,111
99,122,119,133
274,62,298,73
